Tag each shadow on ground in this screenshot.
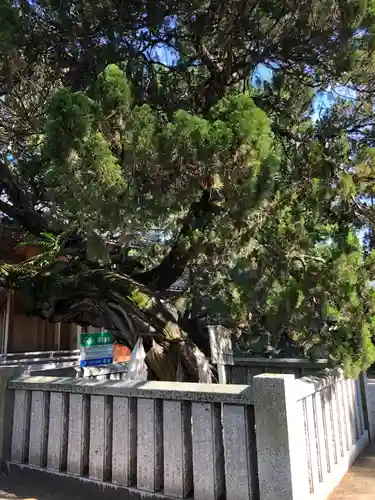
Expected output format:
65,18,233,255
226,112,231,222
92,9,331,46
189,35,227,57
329,437,375,499
0,472,92,500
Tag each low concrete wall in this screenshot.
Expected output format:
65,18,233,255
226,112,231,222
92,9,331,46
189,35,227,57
225,356,329,383
0,350,79,374
7,377,257,500
254,371,370,500
1,369,371,500
0,366,31,469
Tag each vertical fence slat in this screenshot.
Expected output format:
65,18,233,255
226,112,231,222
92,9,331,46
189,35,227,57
163,400,193,498
47,392,69,471
349,378,358,443
89,395,112,481
246,367,263,385
222,403,257,500
333,381,345,458
192,402,225,500
316,391,330,479
112,397,137,486
29,391,50,467
246,368,253,384
328,385,339,465
304,394,320,495
343,379,356,446
302,398,314,494
355,378,365,436
338,380,351,452
224,366,232,384
352,379,362,439
346,379,359,442
321,388,334,474
11,389,31,463
313,393,325,483
359,372,373,440
232,366,247,384
137,398,163,492
67,393,89,476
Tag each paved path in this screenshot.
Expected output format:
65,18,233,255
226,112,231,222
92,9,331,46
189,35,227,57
329,378,375,499
329,439,375,499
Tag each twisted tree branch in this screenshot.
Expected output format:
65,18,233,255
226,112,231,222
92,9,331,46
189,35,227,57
0,159,49,235
136,188,221,291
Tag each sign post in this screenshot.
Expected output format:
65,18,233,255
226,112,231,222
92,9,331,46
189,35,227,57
79,331,113,367
208,325,234,384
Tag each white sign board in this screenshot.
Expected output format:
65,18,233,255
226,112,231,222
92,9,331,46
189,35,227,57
208,325,234,366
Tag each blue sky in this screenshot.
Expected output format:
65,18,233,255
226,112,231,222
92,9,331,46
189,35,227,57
252,63,357,121
152,42,355,122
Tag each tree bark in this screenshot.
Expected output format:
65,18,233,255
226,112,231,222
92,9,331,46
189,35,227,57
136,188,220,291
0,257,213,380
0,164,218,381
0,163,219,297
0,159,50,235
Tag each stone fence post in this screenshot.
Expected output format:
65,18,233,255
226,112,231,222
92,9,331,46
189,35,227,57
253,373,310,500
359,371,374,441
0,366,27,470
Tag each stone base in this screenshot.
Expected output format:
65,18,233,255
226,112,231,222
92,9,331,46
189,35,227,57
5,463,183,500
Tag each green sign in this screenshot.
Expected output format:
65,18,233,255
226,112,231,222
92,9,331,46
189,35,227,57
80,332,113,348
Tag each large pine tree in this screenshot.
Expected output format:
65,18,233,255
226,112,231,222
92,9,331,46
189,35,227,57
2,0,375,378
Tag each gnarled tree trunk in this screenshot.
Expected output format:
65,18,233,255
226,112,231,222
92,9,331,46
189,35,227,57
0,160,219,381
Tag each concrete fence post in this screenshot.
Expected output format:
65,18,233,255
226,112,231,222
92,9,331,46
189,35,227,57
0,367,27,470
359,371,373,441
253,374,310,500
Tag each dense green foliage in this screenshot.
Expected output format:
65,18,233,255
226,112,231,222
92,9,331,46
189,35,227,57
40,65,273,232
2,1,375,377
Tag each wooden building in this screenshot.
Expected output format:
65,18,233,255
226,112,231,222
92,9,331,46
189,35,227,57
0,222,78,355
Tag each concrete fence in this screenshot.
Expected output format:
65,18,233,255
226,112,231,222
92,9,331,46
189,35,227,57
7,377,257,500
0,349,79,372
255,371,371,500
225,357,330,384
1,369,372,500
0,349,79,362
80,356,329,383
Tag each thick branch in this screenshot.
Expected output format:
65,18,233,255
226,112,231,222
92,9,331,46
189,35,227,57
0,159,49,235
137,188,220,291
